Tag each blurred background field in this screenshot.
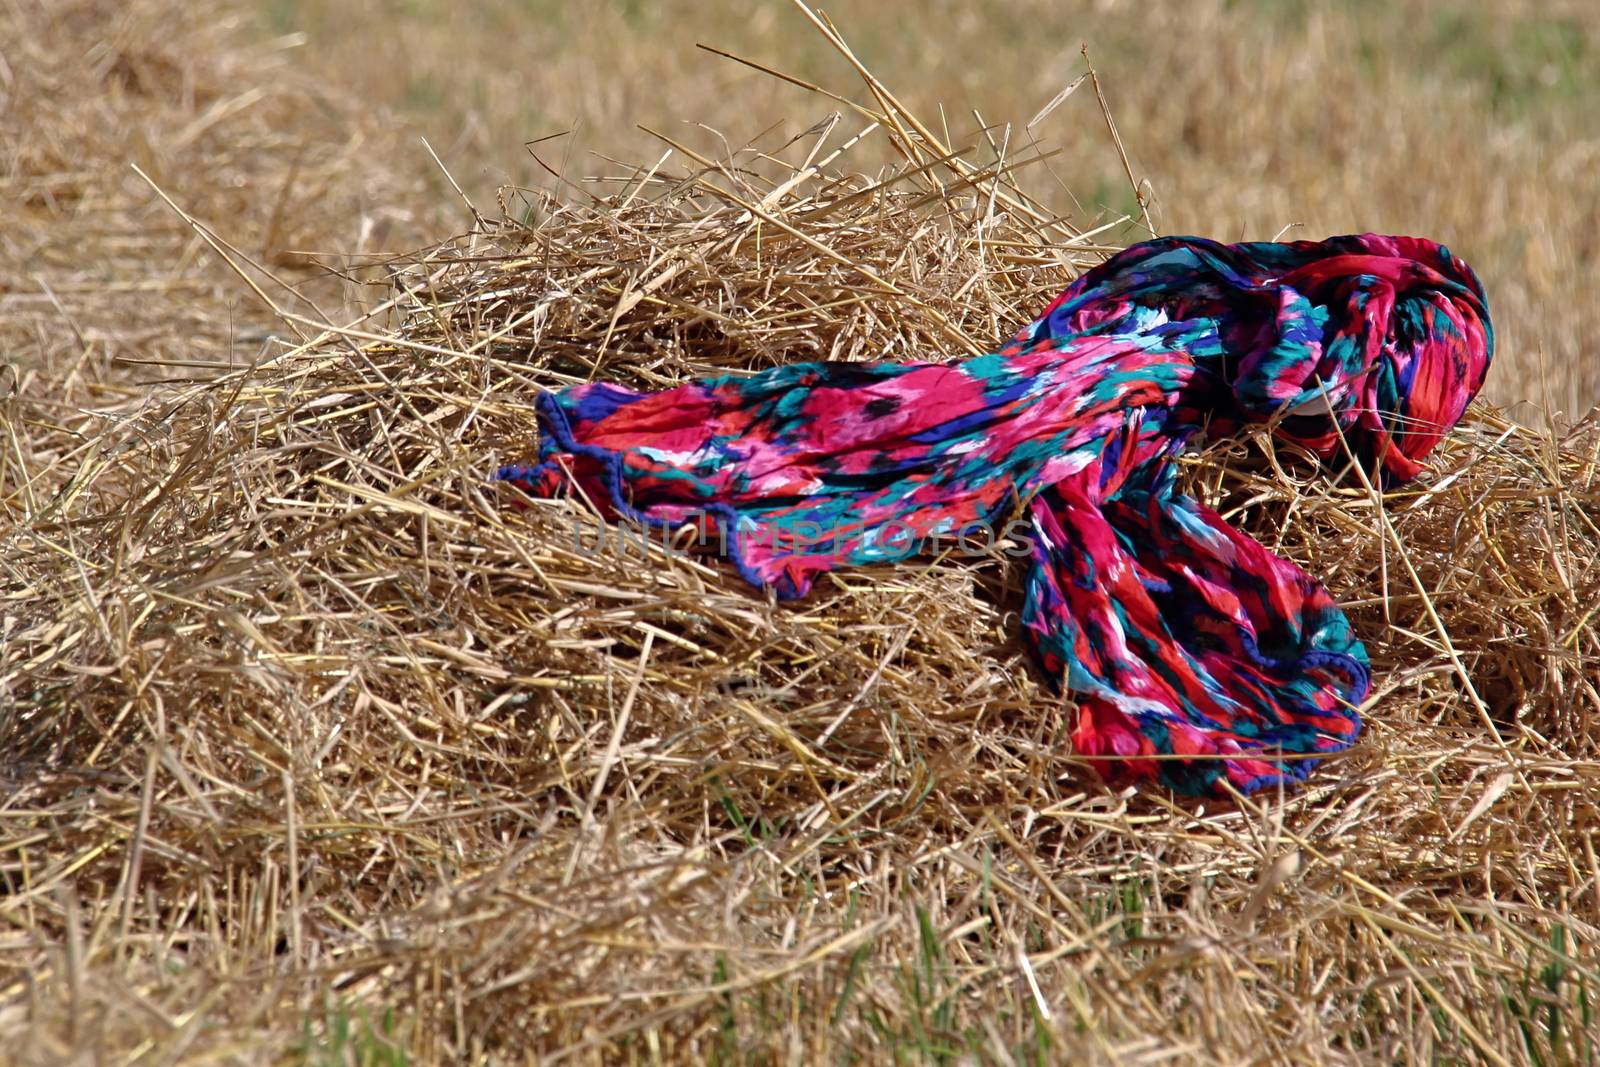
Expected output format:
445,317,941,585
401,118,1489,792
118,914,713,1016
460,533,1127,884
3,1,1599,1064
263,0,1600,414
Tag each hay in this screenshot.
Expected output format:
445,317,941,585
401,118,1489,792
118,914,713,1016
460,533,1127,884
3,4,1599,1064
0,0,429,394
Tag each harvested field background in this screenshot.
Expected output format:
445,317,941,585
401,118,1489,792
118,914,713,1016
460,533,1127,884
267,0,1600,417
1,1,1598,1064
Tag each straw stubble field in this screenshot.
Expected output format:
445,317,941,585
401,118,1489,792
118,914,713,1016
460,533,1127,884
2,0,1599,1063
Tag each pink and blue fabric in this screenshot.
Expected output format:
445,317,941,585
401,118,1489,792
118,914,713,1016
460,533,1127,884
499,234,1493,795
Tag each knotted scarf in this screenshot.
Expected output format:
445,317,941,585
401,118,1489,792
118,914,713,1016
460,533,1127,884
499,234,1492,795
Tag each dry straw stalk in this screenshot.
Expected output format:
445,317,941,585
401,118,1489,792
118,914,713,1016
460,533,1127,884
2,1,1598,1063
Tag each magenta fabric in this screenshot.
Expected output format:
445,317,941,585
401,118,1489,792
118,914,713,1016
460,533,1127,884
500,234,1493,794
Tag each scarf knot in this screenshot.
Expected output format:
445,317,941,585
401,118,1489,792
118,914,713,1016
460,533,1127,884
1040,235,1490,483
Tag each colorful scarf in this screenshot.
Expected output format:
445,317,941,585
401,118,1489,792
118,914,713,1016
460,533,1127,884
499,234,1492,795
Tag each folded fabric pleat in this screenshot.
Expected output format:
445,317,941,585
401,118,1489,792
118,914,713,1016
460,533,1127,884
499,234,1492,795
